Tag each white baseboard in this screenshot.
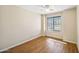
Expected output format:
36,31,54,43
0,34,41,52
63,40,76,44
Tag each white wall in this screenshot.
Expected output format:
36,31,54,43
0,6,41,50
77,6,79,51
45,8,77,43
63,8,77,43
41,14,45,36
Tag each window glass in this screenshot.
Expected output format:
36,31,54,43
47,16,61,31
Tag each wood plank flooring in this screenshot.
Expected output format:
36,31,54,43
6,36,78,53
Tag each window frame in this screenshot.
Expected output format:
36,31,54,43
47,16,61,32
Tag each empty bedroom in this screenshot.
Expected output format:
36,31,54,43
0,5,79,53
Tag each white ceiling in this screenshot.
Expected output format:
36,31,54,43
18,5,76,14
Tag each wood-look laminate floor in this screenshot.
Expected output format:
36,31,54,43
7,36,78,53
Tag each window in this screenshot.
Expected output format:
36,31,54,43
47,16,61,32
